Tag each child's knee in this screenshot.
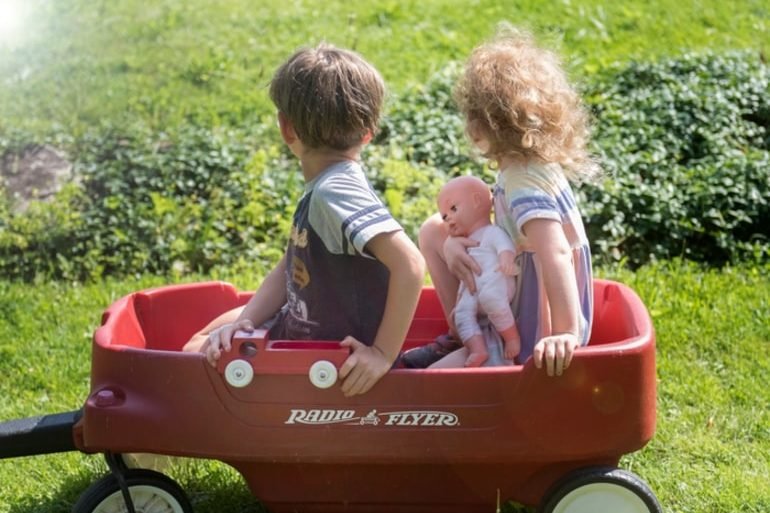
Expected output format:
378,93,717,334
418,213,446,252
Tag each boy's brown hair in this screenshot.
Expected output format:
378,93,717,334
269,43,385,151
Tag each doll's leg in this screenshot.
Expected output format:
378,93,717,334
478,280,520,359
455,289,488,367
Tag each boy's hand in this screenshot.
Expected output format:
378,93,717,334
338,336,391,397
201,319,255,367
443,236,481,294
532,332,579,377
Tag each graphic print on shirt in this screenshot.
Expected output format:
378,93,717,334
271,161,402,344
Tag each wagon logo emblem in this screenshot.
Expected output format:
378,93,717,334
285,409,459,427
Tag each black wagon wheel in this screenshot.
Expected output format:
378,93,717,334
538,466,662,513
72,468,193,513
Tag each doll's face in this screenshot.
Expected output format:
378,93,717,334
437,183,480,237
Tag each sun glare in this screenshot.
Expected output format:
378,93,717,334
0,0,28,45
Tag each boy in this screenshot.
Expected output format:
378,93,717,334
184,43,425,397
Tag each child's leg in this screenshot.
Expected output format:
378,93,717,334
418,213,459,333
400,214,464,368
428,347,469,368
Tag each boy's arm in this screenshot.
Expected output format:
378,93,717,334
339,231,425,396
201,254,288,366
236,254,288,326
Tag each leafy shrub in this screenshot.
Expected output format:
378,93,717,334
377,63,484,177
1,125,302,280
2,51,769,280
582,51,770,266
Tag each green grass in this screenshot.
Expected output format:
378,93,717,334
1,1,769,512
1,261,768,512
0,0,767,135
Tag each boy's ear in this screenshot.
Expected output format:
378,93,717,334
361,130,373,145
277,112,297,144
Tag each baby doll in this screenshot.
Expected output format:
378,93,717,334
437,175,520,367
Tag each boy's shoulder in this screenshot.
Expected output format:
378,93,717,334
312,160,367,193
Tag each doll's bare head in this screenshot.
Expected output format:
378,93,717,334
437,176,493,237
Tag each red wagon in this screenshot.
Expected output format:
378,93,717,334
0,278,660,513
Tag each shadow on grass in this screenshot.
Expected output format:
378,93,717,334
6,467,266,513
5,464,532,513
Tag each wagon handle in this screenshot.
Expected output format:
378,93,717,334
0,409,81,460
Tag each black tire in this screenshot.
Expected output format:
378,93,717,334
72,468,193,513
538,466,662,513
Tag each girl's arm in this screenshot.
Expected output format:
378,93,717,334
522,218,580,376
338,230,425,396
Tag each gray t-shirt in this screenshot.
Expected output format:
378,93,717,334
269,161,403,344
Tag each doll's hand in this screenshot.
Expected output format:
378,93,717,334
443,236,481,294
498,250,516,276
532,332,579,377
201,319,255,367
338,337,392,397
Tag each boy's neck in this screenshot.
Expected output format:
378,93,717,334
299,146,362,182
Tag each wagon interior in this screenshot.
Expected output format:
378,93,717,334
98,279,642,355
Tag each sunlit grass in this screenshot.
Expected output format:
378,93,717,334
0,0,767,135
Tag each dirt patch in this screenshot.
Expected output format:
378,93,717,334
1,144,73,213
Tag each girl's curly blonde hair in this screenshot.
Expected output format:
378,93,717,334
454,24,598,181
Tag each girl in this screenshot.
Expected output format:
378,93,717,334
419,25,597,376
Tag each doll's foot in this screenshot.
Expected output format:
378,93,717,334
504,337,521,360
465,351,488,367
464,335,488,367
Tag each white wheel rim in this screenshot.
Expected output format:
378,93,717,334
224,359,254,388
94,485,184,513
553,482,650,513
309,360,337,389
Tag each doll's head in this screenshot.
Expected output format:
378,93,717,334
437,176,493,237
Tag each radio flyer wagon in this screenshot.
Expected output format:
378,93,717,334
0,278,661,513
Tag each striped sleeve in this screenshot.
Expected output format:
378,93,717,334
311,171,402,257
509,188,561,233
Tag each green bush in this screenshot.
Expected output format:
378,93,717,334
0,123,443,281
582,51,770,266
2,51,769,280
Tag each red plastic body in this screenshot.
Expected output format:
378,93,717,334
75,279,656,513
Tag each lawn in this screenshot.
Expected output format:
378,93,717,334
1,0,769,512
0,261,768,512
0,0,767,135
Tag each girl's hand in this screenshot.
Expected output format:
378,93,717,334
532,332,579,377
339,336,392,397
443,236,481,294
201,319,255,367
